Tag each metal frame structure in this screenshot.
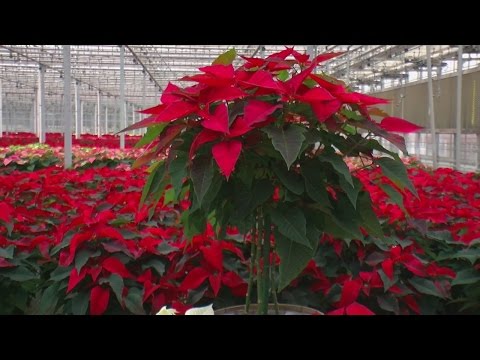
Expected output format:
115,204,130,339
2,45,479,104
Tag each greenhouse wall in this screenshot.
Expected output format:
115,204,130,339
373,68,480,130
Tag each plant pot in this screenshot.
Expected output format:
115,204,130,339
214,303,323,315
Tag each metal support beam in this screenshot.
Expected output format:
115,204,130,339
477,134,480,171
125,102,128,129
259,45,265,59
415,132,421,156
306,45,317,72
125,45,163,92
105,105,108,134
93,105,97,135
436,64,442,97
32,96,36,133
80,101,84,135
306,45,314,58
426,45,438,168
75,81,81,139
63,45,72,169
142,73,146,110
455,45,463,170
142,73,146,135
97,90,101,136
399,78,405,119
119,46,126,149
132,105,136,135
37,66,46,143
0,78,3,138
346,46,354,83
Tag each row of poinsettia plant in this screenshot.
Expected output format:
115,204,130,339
0,132,142,148
0,144,145,172
0,143,422,174
1,159,479,314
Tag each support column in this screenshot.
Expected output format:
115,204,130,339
0,78,3,138
455,45,463,170
142,73,146,110
346,50,351,83
415,132,421,156
132,105,136,135
306,45,317,74
105,105,108,134
426,45,438,168
436,64,442,97
306,45,314,58
400,78,405,119
119,45,126,149
124,102,128,132
94,104,97,136
63,46,72,169
37,65,46,143
97,90,101,136
80,101,84,135
141,73,146,135
74,81,81,139
32,95,36,133
477,134,480,171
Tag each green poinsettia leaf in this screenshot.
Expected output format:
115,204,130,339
263,125,306,169
168,151,188,200
378,183,407,214
270,205,310,248
376,157,417,197
276,224,320,291
191,156,213,208
273,163,304,195
357,191,384,239
212,48,237,65
135,124,167,148
301,161,331,206
319,153,353,187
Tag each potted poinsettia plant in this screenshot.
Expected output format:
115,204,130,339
122,47,421,315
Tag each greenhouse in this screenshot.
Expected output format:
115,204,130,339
0,45,479,315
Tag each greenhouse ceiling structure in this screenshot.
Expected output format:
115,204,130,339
1,45,479,105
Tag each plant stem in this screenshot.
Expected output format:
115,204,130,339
271,229,280,315
344,135,370,157
245,233,256,314
272,285,280,315
256,210,264,315
260,215,271,315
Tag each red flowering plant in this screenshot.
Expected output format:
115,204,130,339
0,166,248,315
123,47,422,314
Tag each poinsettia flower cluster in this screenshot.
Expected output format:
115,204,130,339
125,47,421,178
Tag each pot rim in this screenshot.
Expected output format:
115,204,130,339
214,303,323,315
